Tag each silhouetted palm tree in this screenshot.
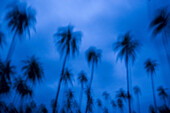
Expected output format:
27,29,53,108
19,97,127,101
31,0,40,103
0,61,15,94
117,98,124,113
5,2,36,61
103,107,109,113
22,56,44,84
144,59,158,111
53,25,82,113
13,77,32,99
150,8,170,65
65,89,74,113
114,32,139,113
78,71,88,110
86,47,101,89
102,91,110,102
85,88,93,113
96,98,102,111
116,89,127,101
133,86,141,113
111,100,117,112
157,86,168,106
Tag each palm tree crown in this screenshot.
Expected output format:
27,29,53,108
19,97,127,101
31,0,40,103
13,77,32,99
62,68,73,85
144,59,158,75
78,71,88,87
22,56,44,84
6,2,36,36
86,47,101,66
54,25,82,57
114,32,139,64
150,8,170,36
133,86,141,95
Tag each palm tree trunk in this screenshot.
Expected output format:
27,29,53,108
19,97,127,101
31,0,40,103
137,94,140,113
79,85,83,110
126,60,131,113
151,75,157,112
6,32,17,62
85,62,94,113
89,62,94,89
53,54,68,113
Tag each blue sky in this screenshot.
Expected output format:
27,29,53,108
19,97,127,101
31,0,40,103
0,0,170,112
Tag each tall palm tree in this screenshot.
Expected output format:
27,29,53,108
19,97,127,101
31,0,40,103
149,8,170,65
65,89,74,113
22,56,44,84
86,46,101,89
133,86,141,113
116,89,127,101
114,32,139,113
157,86,168,106
5,2,36,61
77,71,88,109
144,59,158,111
102,91,110,102
53,25,82,113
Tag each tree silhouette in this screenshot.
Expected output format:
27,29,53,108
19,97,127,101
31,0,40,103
85,47,101,113
111,100,116,112
22,56,44,84
53,25,82,113
117,98,124,113
13,77,32,99
5,2,36,61
149,8,170,65
133,86,141,113
86,47,101,89
0,61,15,94
114,32,139,113
85,88,93,113
144,59,158,111
77,71,88,110
157,86,168,106
96,98,102,108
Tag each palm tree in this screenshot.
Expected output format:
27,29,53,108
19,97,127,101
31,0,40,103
22,56,44,84
0,61,15,94
102,91,110,102
5,2,36,61
77,71,88,109
157,86,168,106
116,89,127,101
114,32,139,113
86,47,101,89
133,86,141,113
53,25,82,113
144,59,158,111
117,98,124,113
111,100,116,112
96,98,102,109
13,77,32,99
149,8,170,65
64,89,74,113
85,88,93,113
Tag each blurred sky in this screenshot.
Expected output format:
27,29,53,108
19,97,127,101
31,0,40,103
0,0,170,112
